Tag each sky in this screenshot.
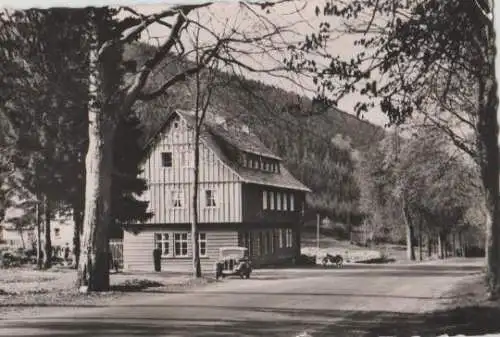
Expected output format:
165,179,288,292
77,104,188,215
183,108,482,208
1,0,498,130
0,0,395,127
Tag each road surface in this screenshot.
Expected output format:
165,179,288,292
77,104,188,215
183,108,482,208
0,259,483,336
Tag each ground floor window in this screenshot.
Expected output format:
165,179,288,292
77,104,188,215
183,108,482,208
174,233,188,257
285,228,293,248
278,229,284,248
154,233,170,257
268,230,274,253
199,232,207,257
155,232,209,258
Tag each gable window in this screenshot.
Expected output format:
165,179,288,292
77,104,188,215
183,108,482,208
262,191,268,210
290,193,295,211
270,191,275,210
277,192,282,210
171,190,184,208
205,189,217,207
174,233,188,257
155,233,171,257
199,233,207,257
161,152,172,167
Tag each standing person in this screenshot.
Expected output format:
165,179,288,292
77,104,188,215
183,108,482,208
64,243,70,263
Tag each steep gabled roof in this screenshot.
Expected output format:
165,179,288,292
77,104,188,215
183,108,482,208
145,109,311,192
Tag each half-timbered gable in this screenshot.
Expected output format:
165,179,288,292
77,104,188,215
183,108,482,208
138,111,243,224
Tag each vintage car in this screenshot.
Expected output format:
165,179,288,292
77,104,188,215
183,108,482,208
215,247,252,280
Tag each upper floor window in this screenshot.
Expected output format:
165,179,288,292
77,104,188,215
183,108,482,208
161,152,172,167
262,191,268,210
276,193,282,210
54,228,60,238
270,192,275,210
205,189,217,208
283,194,288,210
290,193,295,211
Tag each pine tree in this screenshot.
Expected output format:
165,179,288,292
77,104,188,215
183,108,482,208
110,114,152,238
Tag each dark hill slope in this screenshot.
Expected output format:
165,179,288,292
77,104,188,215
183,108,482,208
127,43,386,222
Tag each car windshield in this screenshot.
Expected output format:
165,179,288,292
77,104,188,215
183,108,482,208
221,249,247,258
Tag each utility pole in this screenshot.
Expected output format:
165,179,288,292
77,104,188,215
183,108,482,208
316,213,320,257
35,200,42,269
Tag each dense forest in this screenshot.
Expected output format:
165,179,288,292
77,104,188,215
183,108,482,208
127,43,386,229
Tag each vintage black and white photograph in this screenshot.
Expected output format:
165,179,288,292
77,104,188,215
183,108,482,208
0,0,499,336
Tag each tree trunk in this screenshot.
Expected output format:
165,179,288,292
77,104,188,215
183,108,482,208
458,231,463,257
42,196,52,269
191,126,201,278
438,232,444,259
72,206,83,268
76,12,118,291
402,201,415,261
418,221,423,261
478,66,500,298
18,228,25,250
36,201,42,269
451,232,456,257
427,235,432,258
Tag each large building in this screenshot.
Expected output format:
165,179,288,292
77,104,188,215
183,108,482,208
123,109,310,272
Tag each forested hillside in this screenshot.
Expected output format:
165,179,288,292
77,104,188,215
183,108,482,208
127,43,386,224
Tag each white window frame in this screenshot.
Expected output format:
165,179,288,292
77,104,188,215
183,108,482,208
270,192,275,210
154,233,171,257
174,232,188,257
290,193,295,211
283,193,288,211
171,190,184,208
262,231,268,255
199,232,207,257
255,232,261,256
262,190,268,210
205,189,217,208
277,192,282,210
286,229,293,248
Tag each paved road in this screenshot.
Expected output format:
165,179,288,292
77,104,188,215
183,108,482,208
0,259,483,337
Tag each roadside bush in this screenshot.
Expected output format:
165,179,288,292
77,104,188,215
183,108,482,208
1,251,22,268
295,254,317,266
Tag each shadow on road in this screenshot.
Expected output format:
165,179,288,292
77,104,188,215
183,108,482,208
2,305,500,337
